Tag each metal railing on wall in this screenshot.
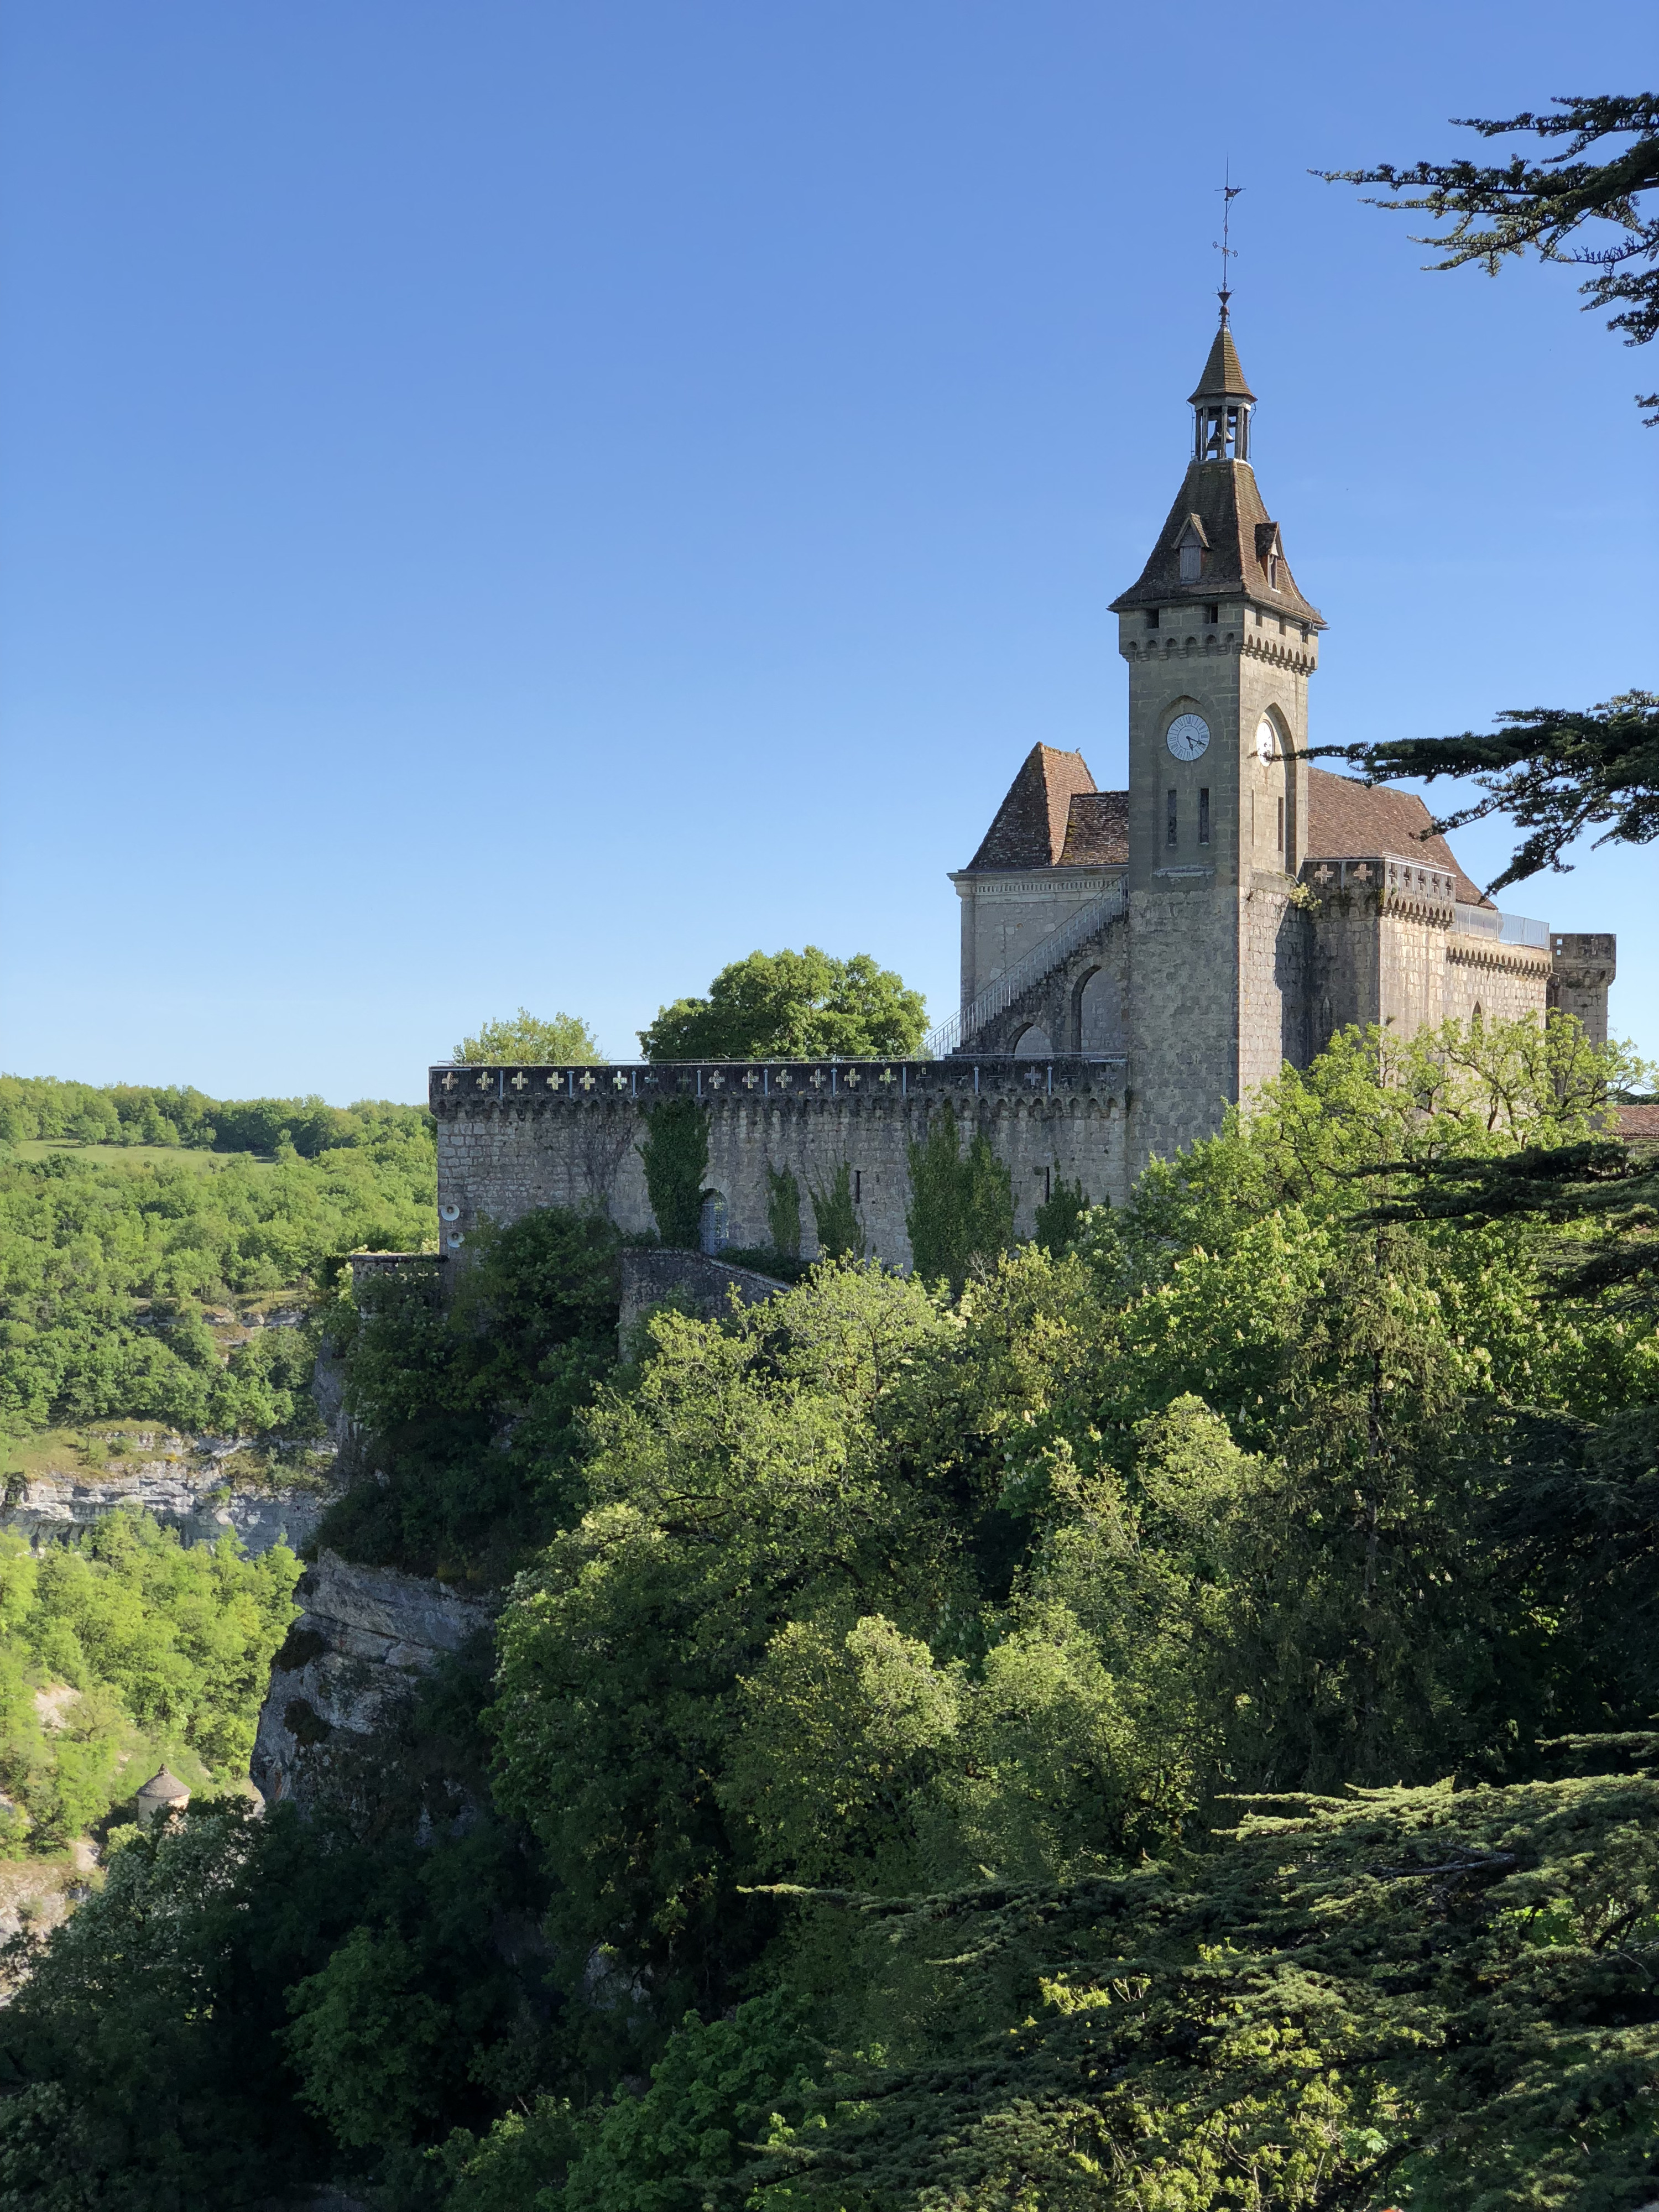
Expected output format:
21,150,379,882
922,879,1127,1059
1453,902,1550,950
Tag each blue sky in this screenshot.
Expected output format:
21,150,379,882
3,2,1655,1102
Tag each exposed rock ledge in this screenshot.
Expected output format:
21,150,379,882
2,1456,332,1558
252,1551,493,1815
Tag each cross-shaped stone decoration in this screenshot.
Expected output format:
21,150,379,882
441,1072,458,1090
1314,864,1333,884
878,1066,895,1086
776,1071,792,1089
844,1070,860,1088
612,1072,628,1091
1353,864,1371,883
644,1072,659,1087
511,1072,529,1090
475,1071,493,1089
708,1071,724,1089
1025,1069,1041,1086
809,1068,825,1088
580,1072,597,1091
546,1073,561,1087
743,1070,759,1088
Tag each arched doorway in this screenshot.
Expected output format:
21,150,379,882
1013,1024,1053,1059
698,1191,728,1254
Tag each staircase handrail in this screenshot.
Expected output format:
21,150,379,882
922,878,1127,1058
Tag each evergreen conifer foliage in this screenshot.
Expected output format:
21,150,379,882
753,1763,1659,2208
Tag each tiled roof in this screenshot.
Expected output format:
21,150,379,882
1189,321,1255,403
1110,456,1323,624
1058,791,1130,865
1616,1102,1659,1140
966,744,1098,870
1306,767,1489,906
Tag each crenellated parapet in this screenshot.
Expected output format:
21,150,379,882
1301,853,1458,925
431,1057,1132,1272
1548,932,1618,1047
430,1056,1126,1117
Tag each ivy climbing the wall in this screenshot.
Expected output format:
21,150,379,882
764,1164,803,1260
904,1104,1014,1288
636,1098,710,1249
808,1162,862,1259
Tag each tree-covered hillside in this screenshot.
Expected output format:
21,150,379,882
0,1081,434,1449
4,1015,1659,2209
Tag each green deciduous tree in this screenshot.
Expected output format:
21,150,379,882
639,948,926,1062
451,1010,602,1065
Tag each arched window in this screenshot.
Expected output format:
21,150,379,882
698,1191,728,1254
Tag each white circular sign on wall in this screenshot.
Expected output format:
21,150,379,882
1255,717,1277,762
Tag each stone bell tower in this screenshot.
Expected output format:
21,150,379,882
1110,310,1326,1172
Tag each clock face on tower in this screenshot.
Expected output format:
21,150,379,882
1255,717,1277,761
1165,713,1211,762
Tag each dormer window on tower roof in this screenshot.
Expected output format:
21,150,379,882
1176,515,1209,584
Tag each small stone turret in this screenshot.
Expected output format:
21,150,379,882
135,1767,190,1827
1549,933,1617,1047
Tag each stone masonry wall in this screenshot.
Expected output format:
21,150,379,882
1239,873,1312,1098
1548,933,1618,1047
969,911,1130,1059
1443,939,1552,1028
434,1060,1130,1271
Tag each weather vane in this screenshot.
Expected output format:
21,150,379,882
1213,163,1243,322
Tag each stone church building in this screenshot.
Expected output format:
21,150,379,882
431,316,1615,1267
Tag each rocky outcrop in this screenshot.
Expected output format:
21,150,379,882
2,1451,334,1557
251,1551,493,1818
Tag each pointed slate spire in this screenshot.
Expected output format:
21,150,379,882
1188,315,1256,405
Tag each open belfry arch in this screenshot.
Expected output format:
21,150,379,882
431,308,1615,1271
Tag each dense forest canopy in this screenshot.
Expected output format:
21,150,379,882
4,1011,1658,2209
0,1079,434,1447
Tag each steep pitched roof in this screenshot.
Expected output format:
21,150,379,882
1188,320,1255,403
1306,767,1489,906
1058,791,1130,865
1110,458,1323,624
966,745,1098,870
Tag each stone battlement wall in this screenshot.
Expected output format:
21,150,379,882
432,1057,1130,1272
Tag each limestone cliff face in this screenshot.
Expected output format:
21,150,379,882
2,1452,331,1557
252,1551,493,1817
